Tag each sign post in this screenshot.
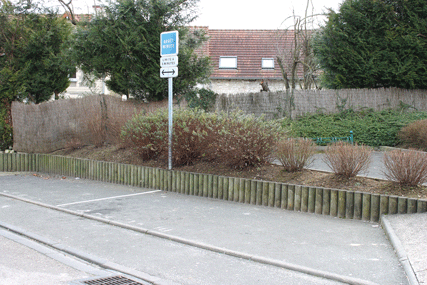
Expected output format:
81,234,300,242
160,31,179,170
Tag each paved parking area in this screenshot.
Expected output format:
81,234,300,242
0,173,411,284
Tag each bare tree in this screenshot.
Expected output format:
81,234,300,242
275,0,319,90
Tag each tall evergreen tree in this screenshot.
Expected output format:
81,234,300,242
0,1,75,103
313,0,427,89
0,0,74,149
72,0,211,101
19,12,75,103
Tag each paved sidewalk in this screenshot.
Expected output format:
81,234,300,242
0,172,417,285
382,213,427,285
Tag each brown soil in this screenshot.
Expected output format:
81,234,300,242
50,144,427,200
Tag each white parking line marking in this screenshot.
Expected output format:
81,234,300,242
56,190,162,207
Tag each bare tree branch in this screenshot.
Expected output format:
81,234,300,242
275,0,322,90
58,0,77,25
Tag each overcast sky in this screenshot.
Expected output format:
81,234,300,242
192,0,343,29
68,0,344,29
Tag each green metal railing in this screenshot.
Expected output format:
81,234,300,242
312,131,353,146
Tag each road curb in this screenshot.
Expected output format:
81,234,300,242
381,215,419,285
0,220,179,285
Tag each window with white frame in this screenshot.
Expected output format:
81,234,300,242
219,56,237,69
262,58,275,69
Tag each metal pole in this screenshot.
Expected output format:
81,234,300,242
168,77,173,170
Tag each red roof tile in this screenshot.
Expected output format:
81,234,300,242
201,29,307,80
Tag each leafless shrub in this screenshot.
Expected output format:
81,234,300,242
64,138,83,150
398,119,427,151
168,109,214,166
211,113,285,169
323,142,372,178
275,138,316,172
383,149,427,186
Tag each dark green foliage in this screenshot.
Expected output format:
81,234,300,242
0,1,74,149
181,88,217,111
0,3,75,103
313,0,427,89
0,99,13,150
19,13,75,103
72,0,211,101
284,107,427,147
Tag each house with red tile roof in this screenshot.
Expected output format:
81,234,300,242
195,27,309,94
63,25,310,98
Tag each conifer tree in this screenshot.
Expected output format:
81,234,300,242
313,0,427,89
72,0,211,101
0,1,74,149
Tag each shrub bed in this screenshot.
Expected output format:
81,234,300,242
383,149,427,186
283,108,427,147
275,138,316,172
121,109,285,168
323,142,372,178
398,119,427,151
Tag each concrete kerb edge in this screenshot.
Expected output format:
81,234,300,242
381,215,420,285
0,225,111,278
0,191,378,285
0,220,179,285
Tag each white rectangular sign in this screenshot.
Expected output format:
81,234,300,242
161,56,178,67
160,67,178,78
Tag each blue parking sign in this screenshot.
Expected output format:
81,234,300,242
160,31,179,57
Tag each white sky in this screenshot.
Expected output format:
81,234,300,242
64,0,344,29
192,0,343,29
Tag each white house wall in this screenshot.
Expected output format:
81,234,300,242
61,69,111,99
207,79,287,94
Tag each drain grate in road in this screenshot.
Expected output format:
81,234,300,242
74,275,147,285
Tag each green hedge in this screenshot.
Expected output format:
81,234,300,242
284,108,427,147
